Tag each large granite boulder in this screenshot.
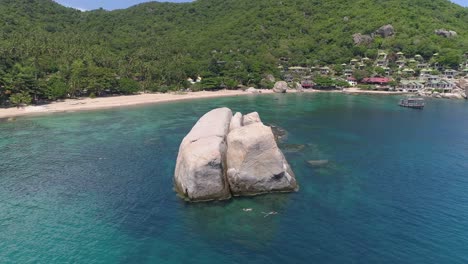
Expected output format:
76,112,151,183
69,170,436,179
174,107,233,201
273,81,288,93
242,112,262,126
226,122,298,196
375,24,395,38
175,108,299,202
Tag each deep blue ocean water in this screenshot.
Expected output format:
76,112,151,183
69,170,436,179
1,93,468,263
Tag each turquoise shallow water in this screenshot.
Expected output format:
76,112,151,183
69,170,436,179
1,93,468,263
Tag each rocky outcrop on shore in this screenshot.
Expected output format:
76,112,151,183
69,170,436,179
417,88,467,100
174,108,298,202
246,87,260,94
273,81,288,93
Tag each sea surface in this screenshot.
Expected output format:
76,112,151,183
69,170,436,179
1,93,468,263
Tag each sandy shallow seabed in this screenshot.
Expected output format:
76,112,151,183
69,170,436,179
0,88,408,119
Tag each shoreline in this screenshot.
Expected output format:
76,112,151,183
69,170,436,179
0,89,408,119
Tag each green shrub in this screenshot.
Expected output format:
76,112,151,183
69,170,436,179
357,84,374,90
117,78,140,94
9,92,32,107
259,79,274,89
45,76,68,100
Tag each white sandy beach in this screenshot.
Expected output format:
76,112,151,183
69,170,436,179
0,88,408,119
0,90,271,119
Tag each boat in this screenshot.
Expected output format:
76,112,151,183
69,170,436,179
399,97,425,109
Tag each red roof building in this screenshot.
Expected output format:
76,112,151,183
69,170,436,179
362,77,391,85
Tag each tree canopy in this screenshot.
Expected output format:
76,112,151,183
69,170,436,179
0,0,466,105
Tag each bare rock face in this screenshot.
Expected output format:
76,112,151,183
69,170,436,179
458,79,468,98
229,112,243,132
375,24,395,38
465,84,468,99
246,87,259,94
435,29,457,38
242,112,262,126
352,33,373,45
273,81,288,93
174,107,233,201
226,122,298,196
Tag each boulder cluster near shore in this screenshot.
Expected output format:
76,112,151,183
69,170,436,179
174,107,298,202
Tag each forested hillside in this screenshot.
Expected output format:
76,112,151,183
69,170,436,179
0,0,467,105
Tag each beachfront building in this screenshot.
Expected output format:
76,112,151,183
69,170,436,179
320,67,330,75
444,69,457,79
417,63,428,69
376,51,388,67
187,77,202,84
462,68,468,76
301,79,314,88
282,66,312,83
344,69,353,78
288,66,311,75
402,68,415,76
399,80,424,92
383,67,391,76
420,75,440,83
396,59,406,68
426,79,455,92
420,68,433,76
283,74,294,82
362,77,391,85
461,52,468,69
347,77,357,87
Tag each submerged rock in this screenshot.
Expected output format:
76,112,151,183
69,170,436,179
270,125,288,143
174,107,233,202
281,144,306,153
226,122,298,196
